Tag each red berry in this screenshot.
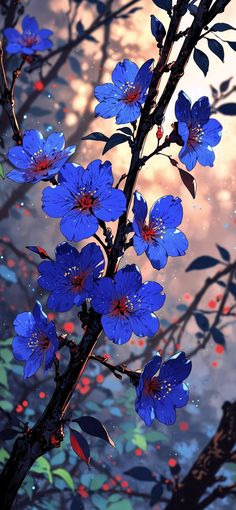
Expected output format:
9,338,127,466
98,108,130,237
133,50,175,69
156,125,164,140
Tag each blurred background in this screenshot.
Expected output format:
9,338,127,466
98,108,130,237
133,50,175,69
0,0,236,509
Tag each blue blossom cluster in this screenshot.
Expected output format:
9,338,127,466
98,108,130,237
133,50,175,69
4,15,53,55
9,52,221,429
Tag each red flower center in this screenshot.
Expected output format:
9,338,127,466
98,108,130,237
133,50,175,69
112,296,129,316
76,193,94,211
38,335,50,351
34,157,51,172
142,225,156,242
125,89,140,103
71,274,83,290
24,34,39,47
144,378,161,395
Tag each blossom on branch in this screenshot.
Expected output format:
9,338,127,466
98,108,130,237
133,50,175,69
7,130,75,183
12,301,58,379
38,242,105,312
42,160,126,241
94,59,154,124
132,192,188,270
135,352,192,426
4,15,53,55
175,91,222,171
91,264,165,344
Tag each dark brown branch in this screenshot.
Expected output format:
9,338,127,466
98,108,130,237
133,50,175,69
164,401,236,510
0,42,22,143
196,482,236,510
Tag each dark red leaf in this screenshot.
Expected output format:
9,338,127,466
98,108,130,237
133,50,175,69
178,168,197,198
70,428,90,465
26,246,52,260
73,416,115,448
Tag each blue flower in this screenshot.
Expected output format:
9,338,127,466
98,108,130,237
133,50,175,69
4,15,53,55
175,91,222,171
94,59,154,124
7,130,76,183
12,301,59,379
42,159,126,242
38,242,105,312
135,352,192,426
91,264,165,345
132,192,188,270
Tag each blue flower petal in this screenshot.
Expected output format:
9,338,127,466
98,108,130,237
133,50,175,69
42,185,74,217
32,301,47,328
191,96,210,126
116,102,141,124
22,15,39,34
5,43,22,54
79,243,104,278
175,91,191,125
35,39,53,51
47,289,75,312
92,277,116,314
60,209,98,241
162,228,188,257
133,233,147,255
39,29,54,38
178,143,198,171
94,83,124,101
154,399,176,425
136,281,165,311
195,144,215,167
128,310,159,337
24,350,43,379
55,241,79,265
44,131,65,154
132,191,148,223
201,118,222,147
3,28,19,41
87,159,114,189
149,195,183,228
13,311,35,336
114,264,142,298
7,146,32,169
168,383,189,408
102,313,132,344
12,336,31,361
141,353,162,383
38,261,65,290
95,99,123,119
135,393,155,427
93,188,126,221
159,352,192,384
134,58,154,101
6,170,31,183
178,122,190,144
58,162,84,191
22,130,45,155
146,241,168,270
112,59,139,87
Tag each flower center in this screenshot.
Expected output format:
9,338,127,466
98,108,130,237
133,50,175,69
76,193,94,211
71,274,83,289
23,33,38,47
142,225,157,242
112,296,129,316
189,124,204,144
28,331,49,351
34,157,51,172
144,378,161,395
125,89,140,103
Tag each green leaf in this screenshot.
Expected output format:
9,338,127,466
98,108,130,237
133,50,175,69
31,457,53,483
22,475,35,501
0,348,13,364
52,468,74,490
0,164,4,179
0,400,13,412
0,366,8,388
145,430,169,443
90,474,107,491
108,499,133,510
0,447,9,464
132,433,147,450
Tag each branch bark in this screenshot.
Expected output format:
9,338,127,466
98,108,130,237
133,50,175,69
164,401,236,510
